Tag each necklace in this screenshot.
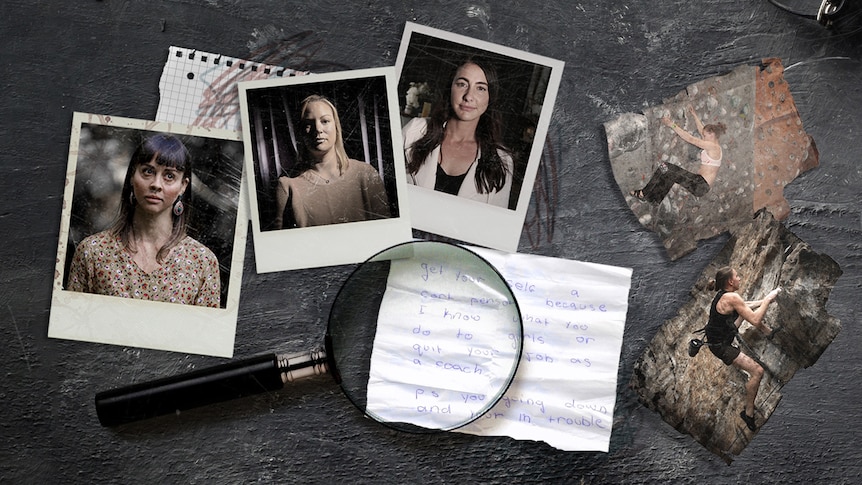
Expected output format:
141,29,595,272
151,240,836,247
304,160,344,184
303,170,331,184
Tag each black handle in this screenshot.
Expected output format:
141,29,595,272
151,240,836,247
96,353,284,427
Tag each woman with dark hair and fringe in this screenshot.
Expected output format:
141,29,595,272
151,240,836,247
275,95,390,229
403,59,513,208
631,105,726,204
704,266,780,431
67,133,220,308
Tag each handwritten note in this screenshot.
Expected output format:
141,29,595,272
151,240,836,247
367,246,632,451
366,243,521,430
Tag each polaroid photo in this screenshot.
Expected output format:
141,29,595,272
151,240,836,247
395,22,564,252
239,67,412,272
48,113,247,357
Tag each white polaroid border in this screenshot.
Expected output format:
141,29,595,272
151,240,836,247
395,22,564,252
48,113,248,358
239,67,412,273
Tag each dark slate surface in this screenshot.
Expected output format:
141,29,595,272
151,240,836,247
1,1,859,483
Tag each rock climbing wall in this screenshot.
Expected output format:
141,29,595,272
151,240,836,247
753,59,820,219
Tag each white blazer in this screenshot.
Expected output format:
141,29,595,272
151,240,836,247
402,117,513,208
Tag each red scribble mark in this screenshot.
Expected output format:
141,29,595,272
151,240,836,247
192,31,352,130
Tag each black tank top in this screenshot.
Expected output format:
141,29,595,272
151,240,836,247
706,290,738,345
434,163,469,195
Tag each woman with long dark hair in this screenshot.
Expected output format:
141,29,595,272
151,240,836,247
403,59,513,208
274,95,390,228
704,266,779,431
67,133,220,307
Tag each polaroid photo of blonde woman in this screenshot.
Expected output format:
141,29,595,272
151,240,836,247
395,22,564,252
239,67,412,272
49,113,248,357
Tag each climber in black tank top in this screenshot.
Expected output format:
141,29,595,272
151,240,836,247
704,266,780,431
706,289,741,365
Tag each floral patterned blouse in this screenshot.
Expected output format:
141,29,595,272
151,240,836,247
67,231,221,308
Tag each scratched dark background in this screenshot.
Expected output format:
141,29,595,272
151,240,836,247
1,1,860,483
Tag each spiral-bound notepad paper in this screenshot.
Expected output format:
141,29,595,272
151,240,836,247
156,45,306,131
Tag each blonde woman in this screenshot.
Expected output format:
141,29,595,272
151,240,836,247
275,95,390,228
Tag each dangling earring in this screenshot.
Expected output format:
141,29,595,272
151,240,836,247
129,192,136,206
173,196,185,216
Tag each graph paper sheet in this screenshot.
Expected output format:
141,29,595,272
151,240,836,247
156,45,306,131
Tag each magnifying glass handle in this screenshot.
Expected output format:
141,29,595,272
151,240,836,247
95,349,328,427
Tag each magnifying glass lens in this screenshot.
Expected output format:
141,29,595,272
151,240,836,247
328,241,523,432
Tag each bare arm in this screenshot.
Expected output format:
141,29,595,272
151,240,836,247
661,115,714,151
745,299,765,309
745,288,781,310
724,291,777,334
687,105,705,136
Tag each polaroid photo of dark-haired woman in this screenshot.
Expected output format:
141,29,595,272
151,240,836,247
239,67,412,273
395,22,564,252
48,113,248,357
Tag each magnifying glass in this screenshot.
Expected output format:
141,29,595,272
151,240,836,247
96,241,523,433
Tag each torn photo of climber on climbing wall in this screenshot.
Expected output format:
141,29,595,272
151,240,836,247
604,58,819,260
629,210,842,463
